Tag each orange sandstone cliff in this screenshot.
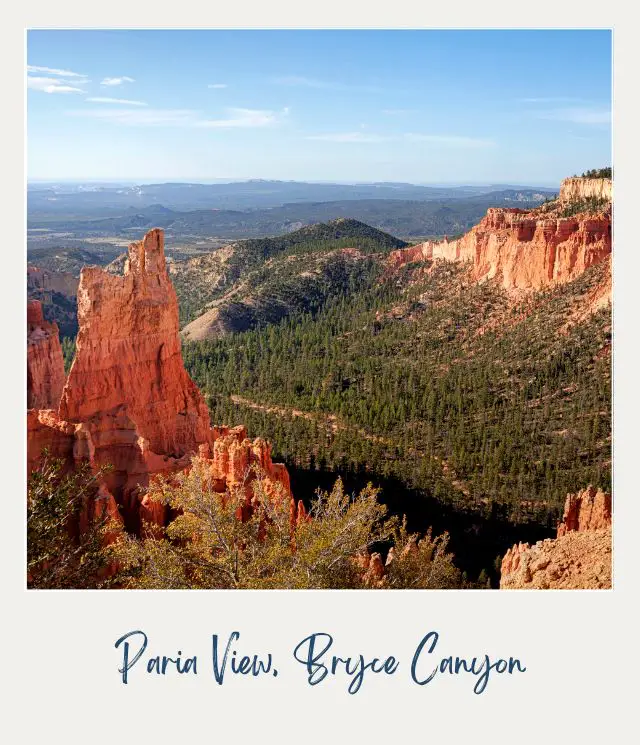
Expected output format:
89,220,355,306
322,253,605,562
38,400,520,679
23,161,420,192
500,486,612,589
27,229,297,534
559,176,612,203
388,177,611,296
27,300,66,410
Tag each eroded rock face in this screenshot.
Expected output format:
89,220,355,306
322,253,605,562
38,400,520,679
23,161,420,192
557,485,611,536
27,300,66,410
389,206,611,294
499,530,611,590
500,487,612,589
27,266,79,298
27,267,80,337
559,177,612,203
59,228,211,456
28,229,293,533
27,408,76,474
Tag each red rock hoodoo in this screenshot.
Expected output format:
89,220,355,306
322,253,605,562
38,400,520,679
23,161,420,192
500,486,612,589
59,228,212,456
388,178,612,296
556,485,611,536
27,229,294,532
27,300,66,410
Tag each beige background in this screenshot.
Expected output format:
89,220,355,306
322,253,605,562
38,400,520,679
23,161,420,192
4,5,638,743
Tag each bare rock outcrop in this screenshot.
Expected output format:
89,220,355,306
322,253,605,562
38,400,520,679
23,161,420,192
27,300,66,410
27,266,79,298
499,529,611,590
388,174,612,304
59,228,212,457
27,266,80,337
28,229,293,533
389,205,611,294
557,485,611,536
500,487,612,589
559,177,612,203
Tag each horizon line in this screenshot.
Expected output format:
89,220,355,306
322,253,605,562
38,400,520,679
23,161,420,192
27,177,561,188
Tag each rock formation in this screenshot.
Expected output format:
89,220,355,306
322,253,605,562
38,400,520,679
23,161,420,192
556,485,611,536
27,266,80,337
559,177,612,203
389,206,611,293
388,179,611,300
500,486,612,589
27,229,294,533
27,266,79,299
59,228,212,456
27,300,66,410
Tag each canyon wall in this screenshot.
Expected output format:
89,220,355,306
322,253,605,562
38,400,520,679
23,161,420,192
28,229,294,533
27,266,80,337
559,177,612,203
27,300,66,410
27,266,79,298
388,205,611,293
500,486,612,589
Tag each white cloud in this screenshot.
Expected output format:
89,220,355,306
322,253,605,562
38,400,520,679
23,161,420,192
382,108,416,115
208,83,228,89
27,65,86,78
273,75,381,93
274,75,338,89
519,97,611,125
305,131,494,147
196,107,289,128
518,97,583,104
536,107,611,125
86,97,147,106
306,132,390,143
404,133,496,148
100,76,135,87
66,106,288,129
66,108,196,126
27,76,85,94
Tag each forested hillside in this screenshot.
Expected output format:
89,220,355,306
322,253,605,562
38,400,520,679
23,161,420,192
173,218,404,329
181,253,610,579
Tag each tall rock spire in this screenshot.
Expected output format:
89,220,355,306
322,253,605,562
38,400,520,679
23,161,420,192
28,229,293,533
59,228,211,456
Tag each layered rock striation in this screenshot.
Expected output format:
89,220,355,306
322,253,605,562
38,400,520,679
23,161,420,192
27,266,79,299
388,176,611,302
500,486,612,589
27,300,66,410
389,205,611,293
559,177,612,203
28,229,295,533
557,485,611,536
59,228,212,457
27,267,80,337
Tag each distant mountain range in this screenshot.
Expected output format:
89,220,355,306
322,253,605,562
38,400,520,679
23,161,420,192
27,179,557,215
28,189,555,241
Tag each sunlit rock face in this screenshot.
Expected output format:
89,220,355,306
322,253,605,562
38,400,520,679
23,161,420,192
558,177,612,203
389,206,611,294
28,229,293,533
500,487,612,589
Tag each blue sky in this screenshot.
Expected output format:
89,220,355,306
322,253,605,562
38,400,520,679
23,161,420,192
27,30,612,185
